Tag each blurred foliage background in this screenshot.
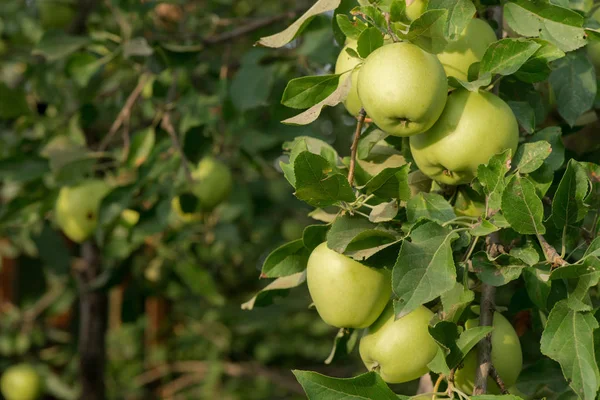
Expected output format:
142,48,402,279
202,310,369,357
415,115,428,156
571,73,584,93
0,0,373,398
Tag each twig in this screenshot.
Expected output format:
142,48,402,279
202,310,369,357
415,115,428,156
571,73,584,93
473,282,495,394
98,74,150,151
536,234,568,268
348,108,367,185
432,375,444,399
384,13,400,42
446,368,456,396
489,365,509,394
69,0,98,34
20,284,64,334
203,9,303,45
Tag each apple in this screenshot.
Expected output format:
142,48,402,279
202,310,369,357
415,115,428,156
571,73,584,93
356,0,427,21
38,0,76,30
587,8,600,74
306,242,391,328
357,42,448,136
454,311,523,394
335,40,363,116
171,195,202,223
191,156,233,210
0,364,42,400
55,180,110,243
436,19,497,81
359,305,438,383
409,89,518,185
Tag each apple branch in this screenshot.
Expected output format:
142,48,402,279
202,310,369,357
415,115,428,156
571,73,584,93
472,282,495,394
536,234,568,268
489,365,510,394
348,108,367,185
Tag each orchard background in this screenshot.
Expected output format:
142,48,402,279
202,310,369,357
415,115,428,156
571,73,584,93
0,0,600,399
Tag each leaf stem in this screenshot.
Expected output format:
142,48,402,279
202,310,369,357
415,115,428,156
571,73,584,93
462,235,479,263
536,233,568,268
347,108,367,186
432,374,444,400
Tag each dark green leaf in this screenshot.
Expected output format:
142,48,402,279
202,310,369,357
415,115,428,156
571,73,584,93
552,159,590,229
292,370,398,400
406,192,456,225
512,141,552,174
501,175,546,235
400,9,449,54
261,240,310,278
241,272,306,310
282,75,340,110
357,27,384,58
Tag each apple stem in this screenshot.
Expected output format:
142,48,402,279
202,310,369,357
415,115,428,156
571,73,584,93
348,108,367,186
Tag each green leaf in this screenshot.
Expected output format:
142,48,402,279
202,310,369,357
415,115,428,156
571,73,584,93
282,74,353,125
294,152,355,207
261,240,310,278
257,0,342,47
476,149,512,213
504,0,586,52
507,101,536,134
368,200,399,223
123,37,153,58
357,129,389,160
365,165,410,200
529,126,565,171
510,243,540,266
325,328,359,365
400,9,449,54
427,0,476,40
98,185,136,228
127,127,156,167
231,63,276,111
0,156,49,183
523,264,552,310
174,262,224,306
241,272,306,310
303,224,329,252
0,83,30,119
32,32,90,61
455,326,494,366
512,141,552,174
392,222,458,317
479,38,542,78
34,224,71,276
469,220,500,237
540,300,600,399
440,282,474,323
292,370,398,400
549,51,596,126
501,175,546,235
552,159,590,229
327,215,399,260
516,39,565,83
406,192,456,225
357,27,384,58
335,14,368,40
282,75,341,110
472,251,526,286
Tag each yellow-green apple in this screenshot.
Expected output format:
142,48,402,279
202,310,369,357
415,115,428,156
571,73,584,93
191,156,233,210
0,364,42,400
335,39,363,116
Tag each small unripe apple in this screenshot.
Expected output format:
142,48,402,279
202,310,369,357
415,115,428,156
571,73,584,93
191,156,233,210
335,39,363,116
437,19,497,81
410,89,518,185
357,42,448,136
55,180,110,243
359,305,438,383
171,196,202,223
307,242,391,328
0,364,42,400
454,311,523,394
38,0,76,30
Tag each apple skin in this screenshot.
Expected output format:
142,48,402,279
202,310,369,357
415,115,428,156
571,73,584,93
357,42,448,137
359,305,438,383
356,0,427,21
410,89,518,185
335,40,362,116
38,0,76,30
0,364,42,400
454,312,523,394
191,157,233,210
306,242,391,329
171,196,202,223
437,19,497,81
55,180,110,243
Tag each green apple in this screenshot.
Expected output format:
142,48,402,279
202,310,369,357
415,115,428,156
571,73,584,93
0,364,42,400
38,0,75,30
454,311,523,394
191,156,233,210
357,42,448,136
171,196,202,223
335,40,363,116
306,242,391,328
55,180,110,243
587,8,600,74
437,19,497,81
359,305,438,383
410,89,518,185
406,0,428,21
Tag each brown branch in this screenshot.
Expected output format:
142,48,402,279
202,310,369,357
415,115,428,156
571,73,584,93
69,0,98,34
203,9,303,45
446,368,456,396
536,234,568,268
489,365,510,394
348,108,367,185
98,74,150,151
76,241,107,400
473,282,495,394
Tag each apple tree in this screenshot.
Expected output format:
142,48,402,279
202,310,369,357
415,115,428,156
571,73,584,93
245,0,600,398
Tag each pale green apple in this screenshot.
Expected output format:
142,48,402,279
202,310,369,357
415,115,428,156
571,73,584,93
335,40,363,116
406,0,428,21
171,196,202,223
359,305,438,383
410,89,518,185
306,242,391,328
191,156,233,210
454,311,523,394
55,180,110,243
357,42,448,136
0,364,42,400
437,18,497,81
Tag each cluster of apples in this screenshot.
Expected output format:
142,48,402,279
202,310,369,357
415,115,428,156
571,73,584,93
307,243,523,393
336,13,519,185
54,157,232,243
